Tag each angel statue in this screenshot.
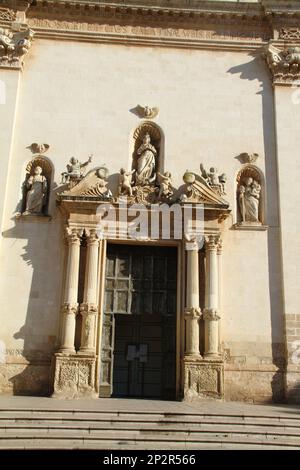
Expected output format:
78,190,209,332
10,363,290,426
200,163,226,195
136,133,157,185
119,168,135,197
61,154,92,184
157,171,173,199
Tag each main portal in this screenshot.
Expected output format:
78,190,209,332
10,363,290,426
100,244,177,399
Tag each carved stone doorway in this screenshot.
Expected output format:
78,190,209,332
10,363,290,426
100,244,177,400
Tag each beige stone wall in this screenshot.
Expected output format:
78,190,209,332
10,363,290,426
0,37,284,398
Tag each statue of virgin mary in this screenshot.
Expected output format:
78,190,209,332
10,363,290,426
136,133,157,185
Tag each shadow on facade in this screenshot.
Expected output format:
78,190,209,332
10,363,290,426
1,192,64,396
228,53,287,403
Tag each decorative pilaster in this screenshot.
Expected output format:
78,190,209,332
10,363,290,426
79,229,99,354
184,238,201,357
204,235,221,358
59,228,81,353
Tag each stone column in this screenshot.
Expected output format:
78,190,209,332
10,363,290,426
184,238,201,357
204,235,221,358
217,239,223,351
59,228,81,353
79,229,99,354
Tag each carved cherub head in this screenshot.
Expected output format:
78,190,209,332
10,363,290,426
120,168,126,175
70,157,78,165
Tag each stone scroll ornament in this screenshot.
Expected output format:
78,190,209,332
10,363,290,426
180,166,229,208
62,164,112,200
0,28,34,67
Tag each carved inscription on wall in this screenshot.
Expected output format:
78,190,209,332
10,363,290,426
28,19,269,42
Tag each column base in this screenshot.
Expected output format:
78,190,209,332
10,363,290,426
57,348,76,355
184,353,203,360
77,349,96,356
204,353,222,360
52,352,97,399
183,357,224,401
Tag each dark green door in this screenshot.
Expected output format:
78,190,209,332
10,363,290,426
100,244,177,399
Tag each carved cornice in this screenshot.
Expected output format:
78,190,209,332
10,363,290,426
265,42,300,86
20,1,271,51
0,7,15,22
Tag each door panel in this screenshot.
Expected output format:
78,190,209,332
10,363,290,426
99,244,177,399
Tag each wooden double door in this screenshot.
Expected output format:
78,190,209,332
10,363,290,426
100,244,177,399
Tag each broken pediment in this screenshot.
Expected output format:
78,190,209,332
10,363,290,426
61,166,112,200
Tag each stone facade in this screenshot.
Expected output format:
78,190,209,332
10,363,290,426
0,0,300,403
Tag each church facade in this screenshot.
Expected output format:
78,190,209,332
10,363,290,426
0,0,300,403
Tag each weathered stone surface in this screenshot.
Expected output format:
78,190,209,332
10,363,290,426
184,360,224,400
52,354,97,399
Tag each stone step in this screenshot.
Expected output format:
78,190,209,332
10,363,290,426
1,432,300,449
1,421,300,437
1,438,299,450
1,411,300,427
1,427,300,443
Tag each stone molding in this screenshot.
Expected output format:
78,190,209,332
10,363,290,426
17,0,273,52
0,7,15,22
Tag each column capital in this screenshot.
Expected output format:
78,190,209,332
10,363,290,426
203,308,220,321
85,228,100,246
264,42,300,86
184,307,202,320
0,26,34,70
62,302,78,316
217,238,223,254
65,227,82,245
205,234,220,251
80,303,98,315
184,234,204,251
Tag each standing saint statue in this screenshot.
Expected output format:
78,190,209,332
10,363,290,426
23,166,47,215
136,133,157,185
239,177,261,223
